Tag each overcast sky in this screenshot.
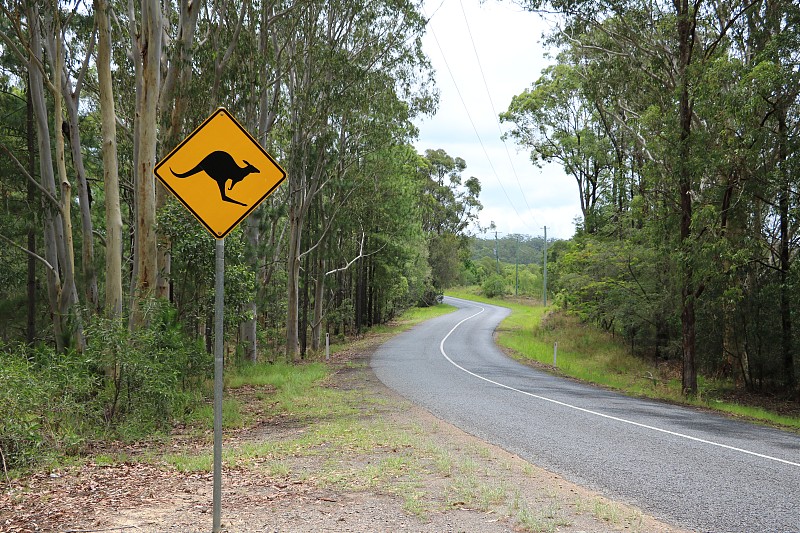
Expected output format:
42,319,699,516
412,0,580,240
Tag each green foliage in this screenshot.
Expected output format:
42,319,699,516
503,0,800,394
429,233,465,289
481,274,508,299
417,148,482,294
158,202,255,341
0,300,208,470
88,299,209,437
0,345,98,469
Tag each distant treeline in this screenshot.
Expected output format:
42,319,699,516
471,234,550,266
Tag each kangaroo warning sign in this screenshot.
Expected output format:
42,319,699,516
155,108,286,239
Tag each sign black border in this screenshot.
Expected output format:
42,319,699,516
154,107,287,239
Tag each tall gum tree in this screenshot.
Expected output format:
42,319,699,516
95,0,123,319
129,0,163,327
282,0,434,362
513,0,765,395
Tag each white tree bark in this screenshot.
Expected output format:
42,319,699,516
46,7,85,351
131,0,163,326
58,27,99,315
156,0,202,300
96,0,124,319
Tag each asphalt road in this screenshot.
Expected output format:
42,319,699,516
371,296,800,533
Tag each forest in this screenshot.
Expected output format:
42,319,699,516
0,0,481,468
501,0,800,396
1,0,798,471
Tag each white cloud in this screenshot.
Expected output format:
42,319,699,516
413,0,580,240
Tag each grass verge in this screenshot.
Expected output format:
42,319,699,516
6,300,684,533
163,303,457,471
446,287,800,431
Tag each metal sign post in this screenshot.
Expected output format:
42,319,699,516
212,238,224,532
154,108,286,532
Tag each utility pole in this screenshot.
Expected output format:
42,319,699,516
494,229,500,274
515,235,519,296
543,226,547,306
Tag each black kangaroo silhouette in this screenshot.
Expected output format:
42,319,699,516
171,150,259,206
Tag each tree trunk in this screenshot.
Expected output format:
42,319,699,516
355,255,365,335
63,82,99,314
28,6,65,351
26,74,37,345
131,0,163,327
49,8,85,351
95,0,123,319
242,215,260,362
311,255,325,352
676,0,697,395
367,255,374,328
300,250,309,357
286,205,302,362
156,0,201,301
777,109,795,391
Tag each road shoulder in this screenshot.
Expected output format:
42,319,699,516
2,341,689,533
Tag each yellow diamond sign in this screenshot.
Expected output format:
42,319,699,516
155,108,286,239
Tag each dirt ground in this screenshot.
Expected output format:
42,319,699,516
1,345,691,533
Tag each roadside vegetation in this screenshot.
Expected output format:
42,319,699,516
3,299,675,533
0,303,454,476
1,0,481,477
447,287,800,431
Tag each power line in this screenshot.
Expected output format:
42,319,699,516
422,5,539,236
457,0,539,229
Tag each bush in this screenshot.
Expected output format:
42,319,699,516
0,300,210,470
481,274,508,298
0,345,97,469
89,299,209,437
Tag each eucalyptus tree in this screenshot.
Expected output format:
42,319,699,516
417,149,482,290
746,0,800,391
281,0,434,361
95,0,123,319
501,62,613,234
0,3,85,351
222,0,293,362
510,0,793,395
41,9,100,315
127,0,163,327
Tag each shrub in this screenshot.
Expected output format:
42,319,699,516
0,345,97,469
89,299,209,437
481,274,508,298
0,300,209,470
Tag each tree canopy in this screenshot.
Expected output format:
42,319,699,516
505,0,800,395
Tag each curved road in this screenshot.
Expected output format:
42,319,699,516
372,296,800,532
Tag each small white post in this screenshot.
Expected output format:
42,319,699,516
325,333,330,361
553,341,558,367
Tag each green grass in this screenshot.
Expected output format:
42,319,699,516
446,287,800,431
187,397,247,430
394,303,457,325
163,452,213,472
227,360,328,391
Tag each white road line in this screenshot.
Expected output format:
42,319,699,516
439,300,800,468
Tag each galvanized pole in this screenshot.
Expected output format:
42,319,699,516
515,235,519,297
212,237,225,532
543,226,547,307
494,229,500,274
